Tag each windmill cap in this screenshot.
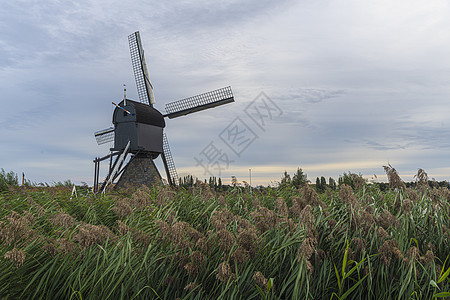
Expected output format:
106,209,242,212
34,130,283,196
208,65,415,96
113,99,165,128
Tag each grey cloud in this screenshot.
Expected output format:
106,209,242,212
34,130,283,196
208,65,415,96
364,140,410,151
152,0,295,34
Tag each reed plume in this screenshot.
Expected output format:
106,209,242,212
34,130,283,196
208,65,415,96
4,248,25,268
216,261,236,282
383,164,405,190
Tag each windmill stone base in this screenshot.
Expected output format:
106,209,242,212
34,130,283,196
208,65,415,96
114,154,162,189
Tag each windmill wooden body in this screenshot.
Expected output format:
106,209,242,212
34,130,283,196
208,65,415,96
93,32,234,193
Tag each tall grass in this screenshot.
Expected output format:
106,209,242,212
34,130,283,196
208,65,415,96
0,179,449,299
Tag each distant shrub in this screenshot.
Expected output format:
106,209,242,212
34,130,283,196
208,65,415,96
0,169,18,192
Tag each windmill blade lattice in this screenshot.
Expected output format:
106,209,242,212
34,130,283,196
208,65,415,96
162,133,178,185
128,31,155,105
164,86,234,119
94,127,114,145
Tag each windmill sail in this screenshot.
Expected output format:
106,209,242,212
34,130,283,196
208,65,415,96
94,127,114,145
161,133,178,186
128,31,155,106
164,86,234,119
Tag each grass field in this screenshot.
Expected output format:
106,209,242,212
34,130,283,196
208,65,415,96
0,173,449,299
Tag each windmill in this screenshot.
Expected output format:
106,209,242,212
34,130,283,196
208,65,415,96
93,31,234,193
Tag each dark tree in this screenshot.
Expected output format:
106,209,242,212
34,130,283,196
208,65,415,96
315,177,321,192
329,177,336,190
280,171,291,187
292,168,307,188
320,176,327,189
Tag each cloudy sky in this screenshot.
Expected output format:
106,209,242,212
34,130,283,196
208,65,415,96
1,0,449,186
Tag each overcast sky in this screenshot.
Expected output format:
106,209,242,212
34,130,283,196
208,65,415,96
1,0,450,186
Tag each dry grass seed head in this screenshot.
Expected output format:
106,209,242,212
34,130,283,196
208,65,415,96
235,215,255,233
250,206,277,233
4,248,26,268
328,219,337,229
230,246,249,265
218,195,227,206
156,220,171,241
378,239,401,267
299,205,315,229
116,220,130,235
200,188,215,203
171,221,192,249
339,185,359,208
351,174,366,190
383,165,406,190
165,209,177,225
357,210,376,233
112,199,133,218
23,211,35,224
414,168,429,187
252,197,261,208
132,229,151,248
184,251,206,276
216,261,236,282
297,237,317,261
253,271,268,290
346,247,355,262
419,250,435,265
184,282,201,294
378,209,400,229
406,188,419,203
237,229,259,256
56,238,78,256
275,197,289,217
402,199,412,214
351,237,366,253
74,223,117,248
195,237,210,253
405,246,420,265
301,185,319,206
305,260,314,276
42,242,57,256
289,199,302,218
131,188,151,208
377,227,389,240
32,202,46,217
431,187,450,205
50,212,75,229
0,211,37,246
211,210,233,231
167,221,203,249
185,225,203,244
216,229,235,253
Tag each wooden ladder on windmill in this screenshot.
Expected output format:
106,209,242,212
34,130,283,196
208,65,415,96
101,140,131,193
161,133,178,186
